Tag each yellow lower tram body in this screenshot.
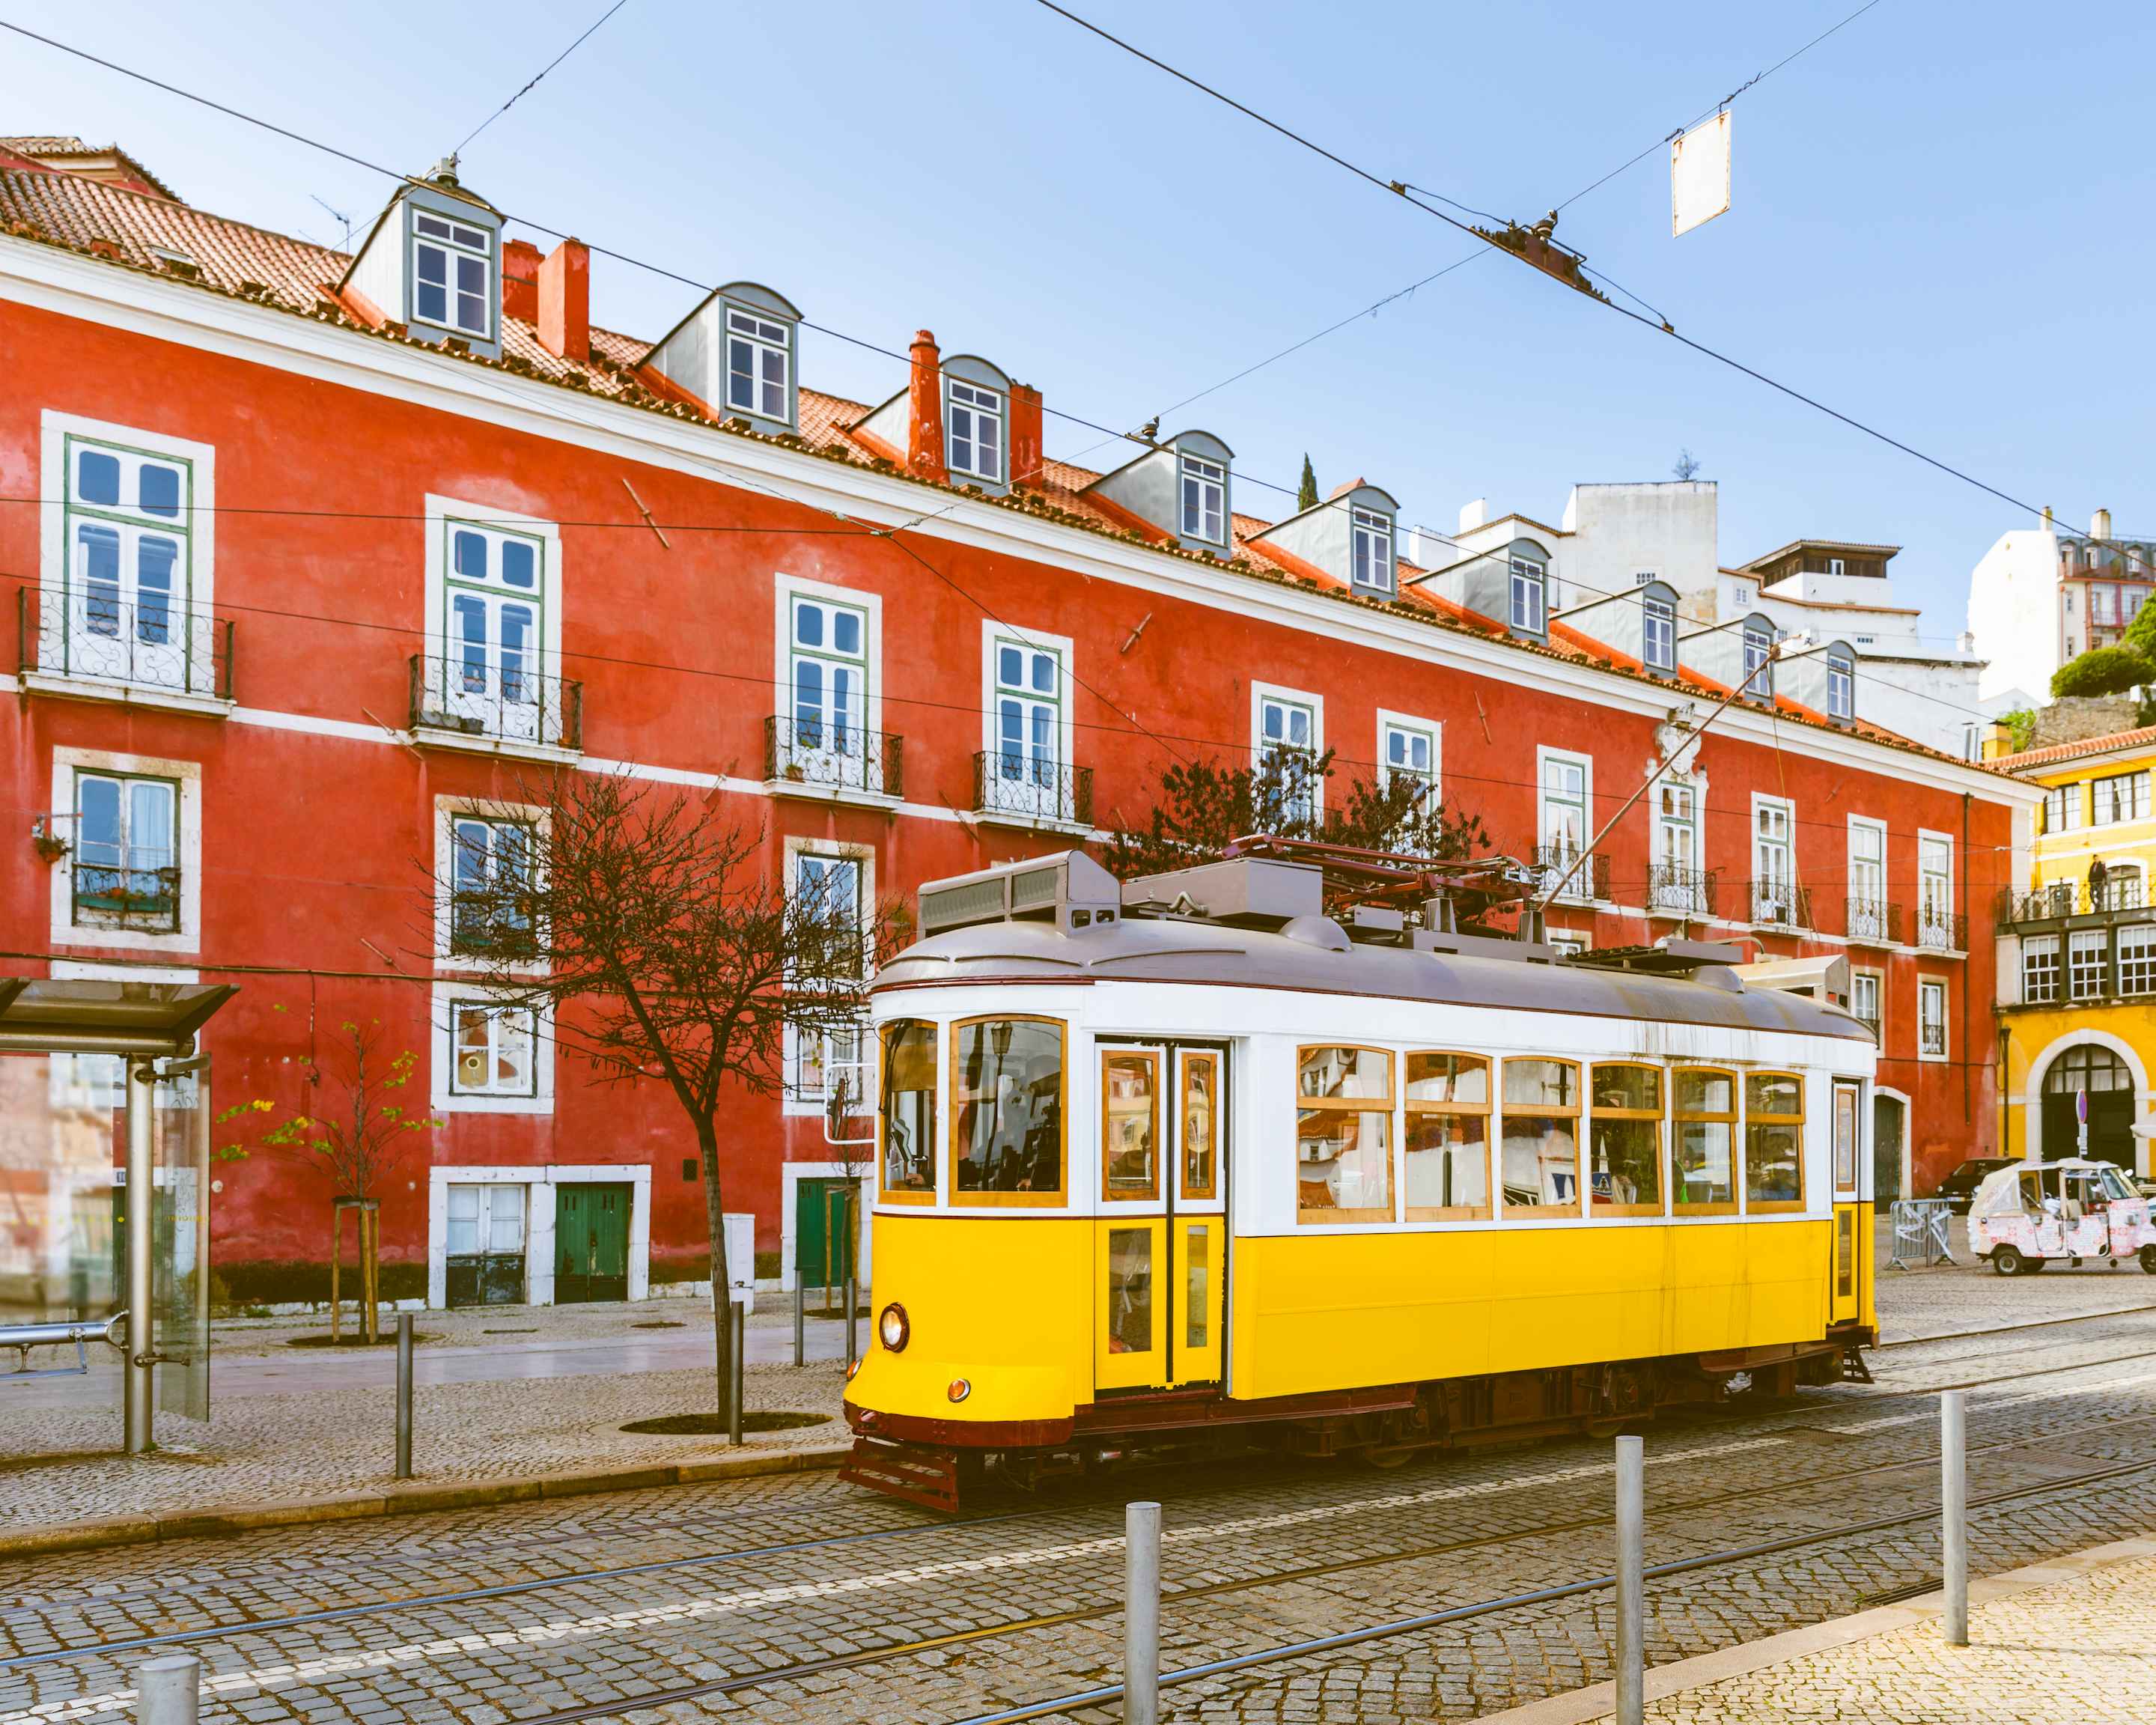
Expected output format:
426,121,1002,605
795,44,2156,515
843,1207,1875,1511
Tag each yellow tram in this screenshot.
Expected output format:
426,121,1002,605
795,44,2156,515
841,848,1876,1510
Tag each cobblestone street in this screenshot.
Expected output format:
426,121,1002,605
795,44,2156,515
5,1288,2156,1725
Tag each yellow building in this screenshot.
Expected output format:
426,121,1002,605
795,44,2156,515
1996,724,2156,1172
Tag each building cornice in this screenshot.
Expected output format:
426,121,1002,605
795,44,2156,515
0,235,2032,806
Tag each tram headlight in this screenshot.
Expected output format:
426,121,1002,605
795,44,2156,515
878,1302,910,1353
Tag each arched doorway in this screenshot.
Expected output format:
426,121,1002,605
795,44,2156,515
2041,1045,2135,1169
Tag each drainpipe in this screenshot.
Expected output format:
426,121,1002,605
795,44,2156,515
1996,1020,2012,1161
1961,792,1972,1124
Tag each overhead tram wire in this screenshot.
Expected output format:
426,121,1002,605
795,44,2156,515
454,0,632,156
1029,0,2079,535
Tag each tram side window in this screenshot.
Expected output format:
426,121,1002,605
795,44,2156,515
1744,1074,1806,1211
1499,1058,1581,1215
1296,1045,1394,1223
1674,1068,1737,1212
951,1017,1065,1204
879,1018,937,1202
1404,1052,1490,1220
1181,1052,1221,1201
1102,1049,1160,1202
1590,1063,1664,1215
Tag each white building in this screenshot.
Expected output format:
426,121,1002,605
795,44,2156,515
1409,481,1991,757
1969,508,2154,705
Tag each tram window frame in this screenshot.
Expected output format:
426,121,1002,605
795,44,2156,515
1294,1044,1396,1224
877,1017,939,1205
1498,1057,1583,1219
1101,1047,1163,1203
948,1014,1068,1208
1672,1067,1739,1215
1744,1071,1807,1213
1403,1051,1492,1221
1589,1062,1666,1218
1180,1050,1222,1202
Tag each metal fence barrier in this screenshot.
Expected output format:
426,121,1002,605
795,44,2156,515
1889,1198,1956,1269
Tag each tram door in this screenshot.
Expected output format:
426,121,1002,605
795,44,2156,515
1096,1042,1228,1393
1830,1079,1864,1327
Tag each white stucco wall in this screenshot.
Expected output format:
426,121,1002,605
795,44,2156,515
1969,526,2064,702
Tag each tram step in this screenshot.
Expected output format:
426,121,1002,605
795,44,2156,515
1839,1346,1875,1384
839,1437,963,1514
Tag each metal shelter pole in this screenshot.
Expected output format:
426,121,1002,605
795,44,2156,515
1942,1390,1968,1645
124,1055,156,1455
1615,1435,1645,1725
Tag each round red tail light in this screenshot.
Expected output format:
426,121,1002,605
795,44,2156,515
948,1378,972,1403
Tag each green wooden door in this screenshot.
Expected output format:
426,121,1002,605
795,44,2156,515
555,1182,630,1303
795,1178,854,1290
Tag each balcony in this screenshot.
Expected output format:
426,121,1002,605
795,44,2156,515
409,653,582,758
1645,863,1717,918
1747,879,1812,930
1999,883,2078,925
1532,845,1611,905
17,585,234,714
764,717,902,804
72,858,181,933
1844,896,1902,946
975,750,1093,832
1915,906,1967,954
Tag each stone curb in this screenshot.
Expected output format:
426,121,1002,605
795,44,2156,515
0,1441,853,1564
1458,1531,2156,1725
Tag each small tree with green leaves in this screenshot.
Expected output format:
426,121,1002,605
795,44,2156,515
1297,454,1318,512
2050,646,2153,700
218,1016,439,1342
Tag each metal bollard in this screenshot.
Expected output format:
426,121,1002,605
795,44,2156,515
395,1312,413,1480
135,1653,199,1725
793,1276,806,1369
844,1272,858,1372
728,1300,745,1448
1942,1390,1967,1646
1614,1435,1644,1725
1124,1500,1160,1725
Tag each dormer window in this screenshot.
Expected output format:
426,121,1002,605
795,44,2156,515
1827,556,1845,576
725,306,791,422
1508,554,1547,635
947,380,1004,484
1181,453,1227,545
1350,508,1394,593
412,212,493,338
1642,587,1676,674
1826,648,1855,722
1742,621,1774,699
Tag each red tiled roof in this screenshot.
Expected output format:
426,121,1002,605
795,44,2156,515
0,136,180,202
1995,725,2156,772
0,156,2000,776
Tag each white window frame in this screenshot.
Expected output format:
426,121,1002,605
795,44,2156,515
2093,771,2152,827
1375,710,1440,810
1649,775,1705,913
1508,556,1547,634
433,795,549,975
2043,783,2082,834
430,982,555,1115
945,378,1005,484
1537,746,1595,901
1252,681,1324,823
781,836,876,1118
1827,556,1846,577
48,746,202,955
1752,793,1797,923
38,412,219,708
1350,508,1395,593
1642,591,1676,673
1826,652,1854,721
426,1165,649,1309
421,495,565,752
1851,967,1884,1033
1742,624,1775,699
1847,815,1887,939
1917,977,1949,1062
1917,830,1955,926
410,208,495,340
2021,935,2060,1006
1179,452,1228,545
2119,925,2156,997
977,621,1080,827
2068,928,2109,1002
776,574,885,764
725,303,794,425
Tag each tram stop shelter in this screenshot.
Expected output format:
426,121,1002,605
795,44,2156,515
0,976,235,1455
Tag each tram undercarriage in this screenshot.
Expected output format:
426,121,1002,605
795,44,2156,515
841,1327,1875,1512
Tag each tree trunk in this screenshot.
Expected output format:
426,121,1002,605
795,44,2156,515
362,1207,380,1345
696,1114,731,1423
329,1211,341,1344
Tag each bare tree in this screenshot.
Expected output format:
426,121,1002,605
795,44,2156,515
446,769,884,1420
219,1016,438,1342
1672,448,1702,481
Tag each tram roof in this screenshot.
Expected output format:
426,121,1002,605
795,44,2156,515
872,915,1874,1043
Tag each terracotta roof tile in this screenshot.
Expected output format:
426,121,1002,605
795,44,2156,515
1995,725,2156,771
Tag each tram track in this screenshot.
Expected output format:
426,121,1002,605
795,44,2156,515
9,1348,2156,1709
8,1334,2156,1671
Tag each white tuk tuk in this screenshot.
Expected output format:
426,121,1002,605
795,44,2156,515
1967,1157,2156,1277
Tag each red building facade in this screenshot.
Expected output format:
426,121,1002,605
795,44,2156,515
0,142,2032,1306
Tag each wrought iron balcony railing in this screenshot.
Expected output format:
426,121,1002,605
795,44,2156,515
1915,905,1967,953
1532,845,1611,904
18,585,233,699
1998,883,2077,924
764,717,903,799
2093,877,2149,913
1645,863,1716,916
975,751,1094,827
409,653,582,750
72,860,181,932
1844,896,1902,945
1748,879,1812,929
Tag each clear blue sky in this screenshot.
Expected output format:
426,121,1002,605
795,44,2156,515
6,0,2149,645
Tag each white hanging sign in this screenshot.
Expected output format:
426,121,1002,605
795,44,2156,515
1670,110,1732,237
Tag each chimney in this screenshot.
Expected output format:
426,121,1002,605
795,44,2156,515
538,239,590,362
2092,507,2113,541
1009,381,1044,487
502,239,542,323
2041,505,2053,529
1458,497,1488,533
907,329,948,484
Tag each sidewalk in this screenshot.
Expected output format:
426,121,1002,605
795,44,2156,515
1467,1534,2156,1724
